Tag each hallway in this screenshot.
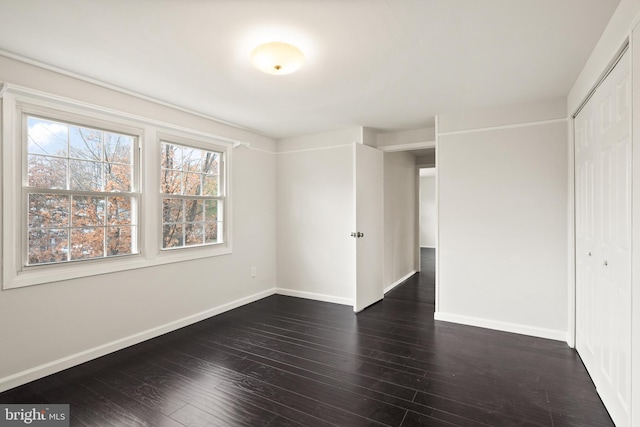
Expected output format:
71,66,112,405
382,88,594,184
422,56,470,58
385,248,436,308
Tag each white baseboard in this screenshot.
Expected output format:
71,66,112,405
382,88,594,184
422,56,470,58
0,287,277,394
433,311,567,342
384,270,417,294
276,288,353,306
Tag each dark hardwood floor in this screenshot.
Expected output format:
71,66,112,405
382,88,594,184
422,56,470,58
0,248,613,426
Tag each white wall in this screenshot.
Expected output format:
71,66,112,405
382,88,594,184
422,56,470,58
0,55,277,391
436,99,568,341
276,129,359,305
420,174,437,247
383,152,416,291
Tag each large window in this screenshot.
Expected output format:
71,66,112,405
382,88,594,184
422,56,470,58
2,85,233,289
25,115,139,265
160,140,224,249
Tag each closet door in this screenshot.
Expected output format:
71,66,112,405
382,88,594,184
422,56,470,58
575,81,598,381
575,49,631,427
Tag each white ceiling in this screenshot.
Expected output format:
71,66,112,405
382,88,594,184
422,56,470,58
0,0,620,139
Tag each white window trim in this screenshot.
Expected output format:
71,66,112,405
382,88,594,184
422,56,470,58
1,83,234,290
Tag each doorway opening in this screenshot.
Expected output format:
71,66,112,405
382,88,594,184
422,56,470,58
418,167,436,273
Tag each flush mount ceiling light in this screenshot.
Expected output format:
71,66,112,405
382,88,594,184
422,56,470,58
251,41,305,75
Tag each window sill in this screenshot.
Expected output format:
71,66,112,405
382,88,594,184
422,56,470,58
4,244,232,290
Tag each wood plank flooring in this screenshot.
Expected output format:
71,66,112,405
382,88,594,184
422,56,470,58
0,249,614,426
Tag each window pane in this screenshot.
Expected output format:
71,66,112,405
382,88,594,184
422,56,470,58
107,226,133,255
202,152,219,175
70,227,104,260
70,159,103,191
203,175,218,196
28,194,69,228
27,117,68,156
69,126,102,161
161,169,182,194
28,228,68,264
204,200,218,222
107,196,133,225
105,163,131,192
204,221,220,244
182,146,203,172
163,224,183,248
28,155,68,189
185,223,204,246
72,196,105,227
185,199,203,222
104,132,133,164
183,172,202,196
162,198,183,223
161,143,182,170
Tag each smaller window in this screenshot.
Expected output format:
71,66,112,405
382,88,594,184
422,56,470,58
160,141,224,249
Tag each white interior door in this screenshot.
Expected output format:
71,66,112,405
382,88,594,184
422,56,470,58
575,49,631,427
354,144,384,312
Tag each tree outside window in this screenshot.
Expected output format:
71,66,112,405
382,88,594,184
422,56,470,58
160,141,223,249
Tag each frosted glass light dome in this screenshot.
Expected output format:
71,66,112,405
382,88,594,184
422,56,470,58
251,42,305,75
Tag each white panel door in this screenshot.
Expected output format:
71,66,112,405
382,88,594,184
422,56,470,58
354,144,384,312
575,50,631,427
575,85,598,375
